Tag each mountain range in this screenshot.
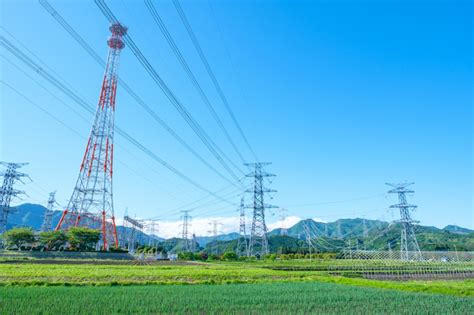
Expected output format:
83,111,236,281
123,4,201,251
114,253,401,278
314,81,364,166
5,203,473,253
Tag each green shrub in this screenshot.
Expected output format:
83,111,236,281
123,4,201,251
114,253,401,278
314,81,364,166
222,251,238,261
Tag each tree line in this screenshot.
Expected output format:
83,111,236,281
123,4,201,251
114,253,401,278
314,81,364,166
1,227,108,251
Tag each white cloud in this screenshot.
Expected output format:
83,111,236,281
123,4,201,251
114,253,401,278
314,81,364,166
267,215,302,231
140,216,240,239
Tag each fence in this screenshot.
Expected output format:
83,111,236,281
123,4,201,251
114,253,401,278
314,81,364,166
335,250,474,280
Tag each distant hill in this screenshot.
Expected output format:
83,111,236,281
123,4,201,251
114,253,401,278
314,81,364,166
6,203,161,245
269,218,389,239
7,203,61,230
195,233,240,247
443,225,473,235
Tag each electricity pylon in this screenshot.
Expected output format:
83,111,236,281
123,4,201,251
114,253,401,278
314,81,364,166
386,182,422,261
55,23,128,250
208,220,222,255
0,162,29,236
303,220,316,261
191,233,197,252
337,220,342,239
245,162,277,258
41,191,57,232
279,208,288,236
362,217,368,238
181,210,192,252
123,212,143,253
147,220,158,248
236,197,248,257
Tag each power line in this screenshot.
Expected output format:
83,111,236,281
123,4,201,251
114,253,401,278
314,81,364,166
0,60,189,202
38,0,239,189
0,35,234,204
173,0,258,161
282,194,386,208
95,0,244,182
144,0,247,165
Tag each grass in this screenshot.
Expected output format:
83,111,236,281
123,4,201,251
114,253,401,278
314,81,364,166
0,260,473,297
1,282,472,314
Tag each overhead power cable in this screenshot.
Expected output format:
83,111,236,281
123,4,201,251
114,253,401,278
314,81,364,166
144,180,245,221
38,0,239,189
0,78,183,200
0,35,234,205
173,0,259,161
1,53,195,200
95,0,244,181
144,0,246,164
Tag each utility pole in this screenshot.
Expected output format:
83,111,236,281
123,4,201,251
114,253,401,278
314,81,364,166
245,162,277,258
386,182,422,261
55,23,128,250
181,210,191,252
279,208,288,236
236,197,248,257
0,162,29,237
41,191,57,232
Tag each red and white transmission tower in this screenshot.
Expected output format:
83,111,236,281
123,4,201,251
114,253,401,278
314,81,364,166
56,23,127,250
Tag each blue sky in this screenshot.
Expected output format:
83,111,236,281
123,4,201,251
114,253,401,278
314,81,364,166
1,0,472,236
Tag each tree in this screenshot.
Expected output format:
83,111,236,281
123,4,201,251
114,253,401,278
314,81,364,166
222,251,238,261
38,230,67,250
2,227,35,250
67,227,101,251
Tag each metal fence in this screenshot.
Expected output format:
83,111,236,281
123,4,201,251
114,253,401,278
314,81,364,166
335,250,474,280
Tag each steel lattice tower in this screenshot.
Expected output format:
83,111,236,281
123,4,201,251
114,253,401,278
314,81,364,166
337,220,342,239
279,208,288,236
362,217,368,238
181,210,191,251
55,23,127,250
148,220,158,247
386,182,422,261
41,191,57,232
245,162,277,258
123,213,143,253
236,197,248,257
0,162,29,236
303,220,315,260
191,233,197,252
